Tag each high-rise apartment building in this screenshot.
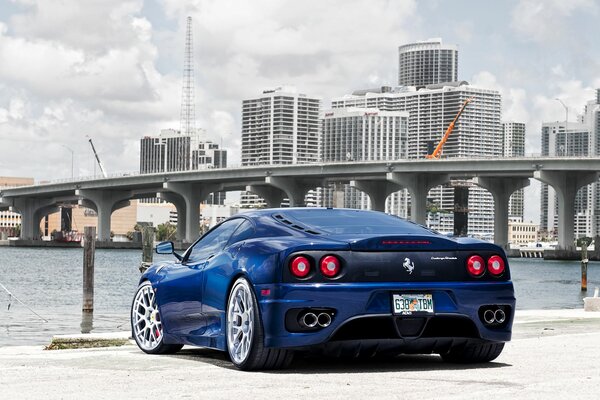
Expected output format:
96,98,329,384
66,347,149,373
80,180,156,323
502,122,526,220
241,86,320,166
540,89,600,240
139,128,227,204
241,86,321,207
332,82,502,237
140,129,227,173
398,39,458,87
540,122,593,238
321,108,409,215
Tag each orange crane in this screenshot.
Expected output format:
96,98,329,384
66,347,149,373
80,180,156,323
425,97,474,159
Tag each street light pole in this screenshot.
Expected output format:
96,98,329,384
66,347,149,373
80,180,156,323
555,98,569,156
62,145,74,179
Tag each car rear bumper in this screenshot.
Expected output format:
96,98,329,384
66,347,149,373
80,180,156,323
256,281,515,349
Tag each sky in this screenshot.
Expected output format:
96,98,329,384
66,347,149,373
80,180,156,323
1,0,599,222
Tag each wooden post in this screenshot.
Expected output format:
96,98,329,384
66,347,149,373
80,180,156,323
581,240,589,292
140,226,155,273
83,226,96,312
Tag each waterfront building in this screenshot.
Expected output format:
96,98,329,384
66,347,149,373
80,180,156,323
540,90,600,239
241,86,321,207
508,219,539,246
320,107,409,215
0,177,34,237
502,122,526,220
331,82,501,237
540,121,594,239
140,128,227,204
42,202,138,241
398,38,458,87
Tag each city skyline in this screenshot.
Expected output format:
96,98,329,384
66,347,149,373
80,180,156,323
1,0,599,225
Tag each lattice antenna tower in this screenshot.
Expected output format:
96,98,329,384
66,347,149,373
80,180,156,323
180,16,196,137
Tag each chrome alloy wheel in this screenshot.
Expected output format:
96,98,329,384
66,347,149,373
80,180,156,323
227,279,255,364
132,283,163,351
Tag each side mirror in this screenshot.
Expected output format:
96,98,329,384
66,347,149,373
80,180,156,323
156,241,174,255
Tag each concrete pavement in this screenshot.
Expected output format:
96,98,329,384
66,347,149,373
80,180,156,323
1,310,600,400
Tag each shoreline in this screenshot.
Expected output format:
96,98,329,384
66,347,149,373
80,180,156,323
2,308,599,349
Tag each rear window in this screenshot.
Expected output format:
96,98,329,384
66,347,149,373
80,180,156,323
278,209,431,235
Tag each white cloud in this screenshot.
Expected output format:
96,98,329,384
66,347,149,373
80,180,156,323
9,0,147,52
471,70,530,124
511,0,597,43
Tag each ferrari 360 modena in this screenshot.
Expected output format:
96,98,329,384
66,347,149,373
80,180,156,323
131,208,515,370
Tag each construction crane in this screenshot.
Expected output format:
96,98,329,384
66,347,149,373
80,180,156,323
425,97,474,159
86,136,108,178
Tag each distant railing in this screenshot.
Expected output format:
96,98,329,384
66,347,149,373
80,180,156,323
3,154,597,188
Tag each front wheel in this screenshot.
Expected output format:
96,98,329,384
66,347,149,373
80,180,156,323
131,281,182,354
441,342,505,363
226,277,293,370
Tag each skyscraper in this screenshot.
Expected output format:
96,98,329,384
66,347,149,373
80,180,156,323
398,39,458,87
502,122,526,220
539,89,600,240
540,122,592,238
241,86,321,207
321,108,409,215
139,129,228,204
241,86,320,166
332,82,501,237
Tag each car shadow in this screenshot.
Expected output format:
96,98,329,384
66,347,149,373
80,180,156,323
167,348,512,373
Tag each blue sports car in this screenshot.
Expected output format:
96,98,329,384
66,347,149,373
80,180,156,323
131,208,515,370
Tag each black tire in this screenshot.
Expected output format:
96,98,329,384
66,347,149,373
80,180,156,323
226,277,294,370
441,342,505,363
131,281,183,355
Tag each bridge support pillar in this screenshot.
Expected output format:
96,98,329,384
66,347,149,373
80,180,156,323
474,177,530,250
534,170,598,250
387,172,450,224
350,180,402,212
7,197,57,240
157,192,186,241
246,185,286,208
163,182,222,242
265,177,324,207
76,190,131,241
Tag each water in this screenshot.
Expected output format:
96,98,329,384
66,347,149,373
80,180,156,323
0,247,598,346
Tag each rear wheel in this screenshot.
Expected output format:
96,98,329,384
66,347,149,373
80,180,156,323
131,281,183,355
441,342,504,363
226,277,293,370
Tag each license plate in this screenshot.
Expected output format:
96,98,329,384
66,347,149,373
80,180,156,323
392,294,434,315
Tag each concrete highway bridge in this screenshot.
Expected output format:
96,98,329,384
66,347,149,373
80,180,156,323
1,157,598,250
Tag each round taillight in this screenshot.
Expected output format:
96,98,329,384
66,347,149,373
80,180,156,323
290,256,311,278
487,255,505,276
320,255,341,278
467,255,485,277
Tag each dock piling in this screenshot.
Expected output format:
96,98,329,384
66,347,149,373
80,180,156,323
83,226,96,312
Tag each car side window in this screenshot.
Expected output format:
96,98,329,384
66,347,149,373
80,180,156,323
227,220,255,246
186,219,243,264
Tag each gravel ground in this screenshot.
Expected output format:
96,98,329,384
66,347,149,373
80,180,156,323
1,310,600,400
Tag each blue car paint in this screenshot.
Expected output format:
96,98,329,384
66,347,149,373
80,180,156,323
138,208,515,353
256,281,515,348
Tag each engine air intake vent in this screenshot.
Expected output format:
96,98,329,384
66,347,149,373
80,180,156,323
273,214,322,235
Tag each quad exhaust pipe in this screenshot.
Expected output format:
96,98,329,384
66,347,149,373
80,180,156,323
299,311,333,329
482,307,507,325
317,312,332,327
494,309,506,324
483,309,496,325
302,312,318,328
